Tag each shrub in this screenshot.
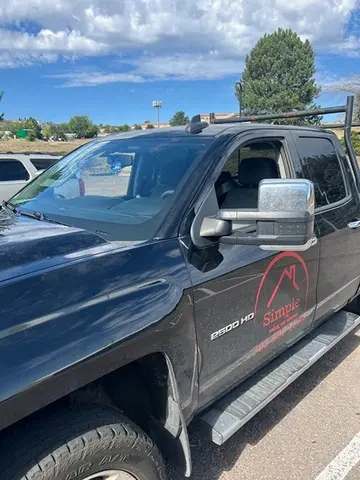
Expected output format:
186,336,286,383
339,131,360,155
27,131,37,142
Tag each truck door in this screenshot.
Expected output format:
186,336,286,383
292,132,360,326
184,131,320,408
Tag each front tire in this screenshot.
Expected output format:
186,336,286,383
0,405,166,480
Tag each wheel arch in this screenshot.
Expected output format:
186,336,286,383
0,351,192,477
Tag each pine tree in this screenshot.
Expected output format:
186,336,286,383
235,28,321,124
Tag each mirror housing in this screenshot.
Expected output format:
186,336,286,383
199,179,317,252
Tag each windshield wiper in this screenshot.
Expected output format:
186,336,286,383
18,210,44,221
2,201,68,227
2,201,43,221
20,210,69,227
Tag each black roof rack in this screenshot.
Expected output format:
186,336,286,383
204,95,353,127
189,95,360,190
210,104,349,124
318,122,360,129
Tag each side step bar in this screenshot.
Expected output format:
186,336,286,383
200,311,360,445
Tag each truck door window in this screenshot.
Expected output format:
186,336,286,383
297,137,347,208
0,160,30,182
215,140,284,210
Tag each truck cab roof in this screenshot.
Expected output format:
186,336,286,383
94,122,335,144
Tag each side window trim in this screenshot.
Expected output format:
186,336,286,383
333,137,359,196
204,131,293,193
314,193,353,214
329,137,351,197
314,137,352,214
219,132,293,182
205,131,294,205
292,133,350,211
184,130,296,240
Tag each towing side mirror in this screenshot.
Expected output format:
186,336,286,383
199,179,317,252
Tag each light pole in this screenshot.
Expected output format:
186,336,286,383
235,80,243,117
152,100,163,128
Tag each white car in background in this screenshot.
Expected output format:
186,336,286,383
0,151,135,204
0,153,62,202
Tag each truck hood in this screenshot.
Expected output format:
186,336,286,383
0,211,123,282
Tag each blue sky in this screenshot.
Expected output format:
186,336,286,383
0,0,359,126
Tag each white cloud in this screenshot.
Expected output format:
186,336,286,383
0,28,107,54
0,51,58,68
0,0,359,81
125,53,243,81
316,73,344,90
47,53,243,87
48,71,145,87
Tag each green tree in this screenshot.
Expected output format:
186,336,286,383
169,111,190,126
116,124,131,132
42,126,52,139
57,123,70,140
13,121,25,135
0,120,21,135
42,122,69,140
85,123,99,138
104,124,131,134
27,131,37,142
24,117,42,139
68,115,98,138
146,123,155,129
104,125,115,134
144,120,151,123
236,28,321,125
133,124,143,130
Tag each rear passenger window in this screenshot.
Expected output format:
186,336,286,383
297,137,347,208
30,157,57,170
0,160,30,182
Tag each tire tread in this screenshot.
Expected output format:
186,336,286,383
0,404,165,480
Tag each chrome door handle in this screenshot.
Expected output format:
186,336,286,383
348,220,360,229
310,236,318,246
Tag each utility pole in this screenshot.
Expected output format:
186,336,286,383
152,100,163,128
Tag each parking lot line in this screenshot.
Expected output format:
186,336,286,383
315,432,360,480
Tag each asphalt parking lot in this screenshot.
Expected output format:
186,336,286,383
169,326,360,480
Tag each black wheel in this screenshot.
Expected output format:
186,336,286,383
0,405,166,480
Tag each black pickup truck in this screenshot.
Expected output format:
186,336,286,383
1,97,360,480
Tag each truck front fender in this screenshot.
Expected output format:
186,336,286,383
0,239,198,453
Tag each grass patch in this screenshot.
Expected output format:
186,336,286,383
0,138,91,155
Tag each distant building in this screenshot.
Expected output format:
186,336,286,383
136,122,170,130
200,112,237,122
126,113,238,130
64,133,77,141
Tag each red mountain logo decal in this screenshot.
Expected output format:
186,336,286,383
254,252,309,351
267,264,300,308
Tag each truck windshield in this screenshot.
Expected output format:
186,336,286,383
10,135,213,241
